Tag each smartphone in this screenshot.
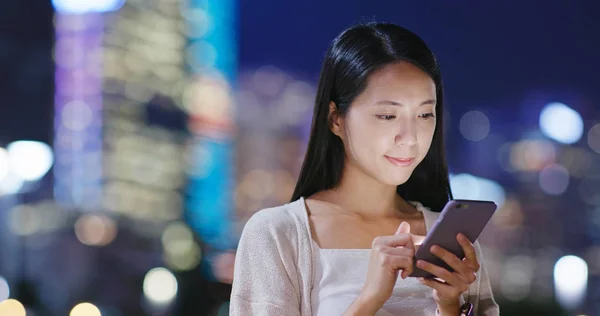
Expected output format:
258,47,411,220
409,199,497,278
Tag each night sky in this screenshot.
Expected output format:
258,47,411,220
2,0,599,147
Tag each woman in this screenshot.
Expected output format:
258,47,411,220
230,22,499,316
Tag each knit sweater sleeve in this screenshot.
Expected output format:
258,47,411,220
468,241,500,316
230,207,303,316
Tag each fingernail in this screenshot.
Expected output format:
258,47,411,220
417,260,424,267
430,245,438,252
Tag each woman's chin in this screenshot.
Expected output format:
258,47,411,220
381,172,413,186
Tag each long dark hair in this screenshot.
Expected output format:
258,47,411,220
291,22,453,212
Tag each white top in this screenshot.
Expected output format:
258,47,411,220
230,197,500,316
311,241,438,316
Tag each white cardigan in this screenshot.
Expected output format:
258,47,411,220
230,197,500,315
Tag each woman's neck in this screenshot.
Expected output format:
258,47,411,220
312,164,416,219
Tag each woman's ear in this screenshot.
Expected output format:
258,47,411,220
328,101,343,138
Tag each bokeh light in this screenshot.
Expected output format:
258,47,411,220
143,268,178,305
252,65,287,97
0,299,26,316
70,302,101,316
491,197,524,229
7,141,54,181
587,123,600,154
186,41,217,71
0,148,8,182
238,169,275,201
9,205,42,236
182,8,211,38
557,147,594,178
52,0,125,14
74,214,118,247
0,276,9,302
183,75,232,120
459,110,490,142
61,100,93,132
450,173,506,208
539,163,570,195
0,170,25,196
500,255,535,301
554,255,588,310
539,102,584,144
212,251,236,284
161,222,202,271
508,139,556,172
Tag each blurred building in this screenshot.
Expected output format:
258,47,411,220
45,0,195,315
101,0,188,224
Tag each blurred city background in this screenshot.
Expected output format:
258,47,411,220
0,0,599,315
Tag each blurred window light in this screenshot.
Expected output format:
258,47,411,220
61,100,94,132
0,299,26,316
491,198,524,229
236,69,315,128
539,163,570,195
450,173,506,208
7,141,54,182
0,276,9,302
252,65,287,97
183,75,232,119
238,169,275,201
52,0,125,14
70,302,101,316
557,147,594,179
182,8,211,38
587,123,600,154
75,214,118,247
539,102,583,144
8,205,42,236
0,170,25,196
0,148,8,182
161,222,202,271
212,251,236,284
459,110,490,142
186,41,217,71
500,255,535,301
143,268,178,305
508,139,556,172
554,255,588,310
496,143,515,172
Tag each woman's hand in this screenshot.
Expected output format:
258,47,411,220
344,222,415,315
416,233,480,314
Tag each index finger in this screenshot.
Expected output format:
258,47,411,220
374,234,414,250
457,234,479,270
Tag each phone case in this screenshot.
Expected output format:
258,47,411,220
409,199,497,278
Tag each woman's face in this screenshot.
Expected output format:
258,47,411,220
330,61,437,186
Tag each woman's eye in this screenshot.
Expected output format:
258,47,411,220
420,113,435,119
376,115,396,120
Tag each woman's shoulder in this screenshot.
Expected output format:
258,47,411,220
409,200,441,219
242,198,309,239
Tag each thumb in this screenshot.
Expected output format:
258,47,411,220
396,221,411,235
